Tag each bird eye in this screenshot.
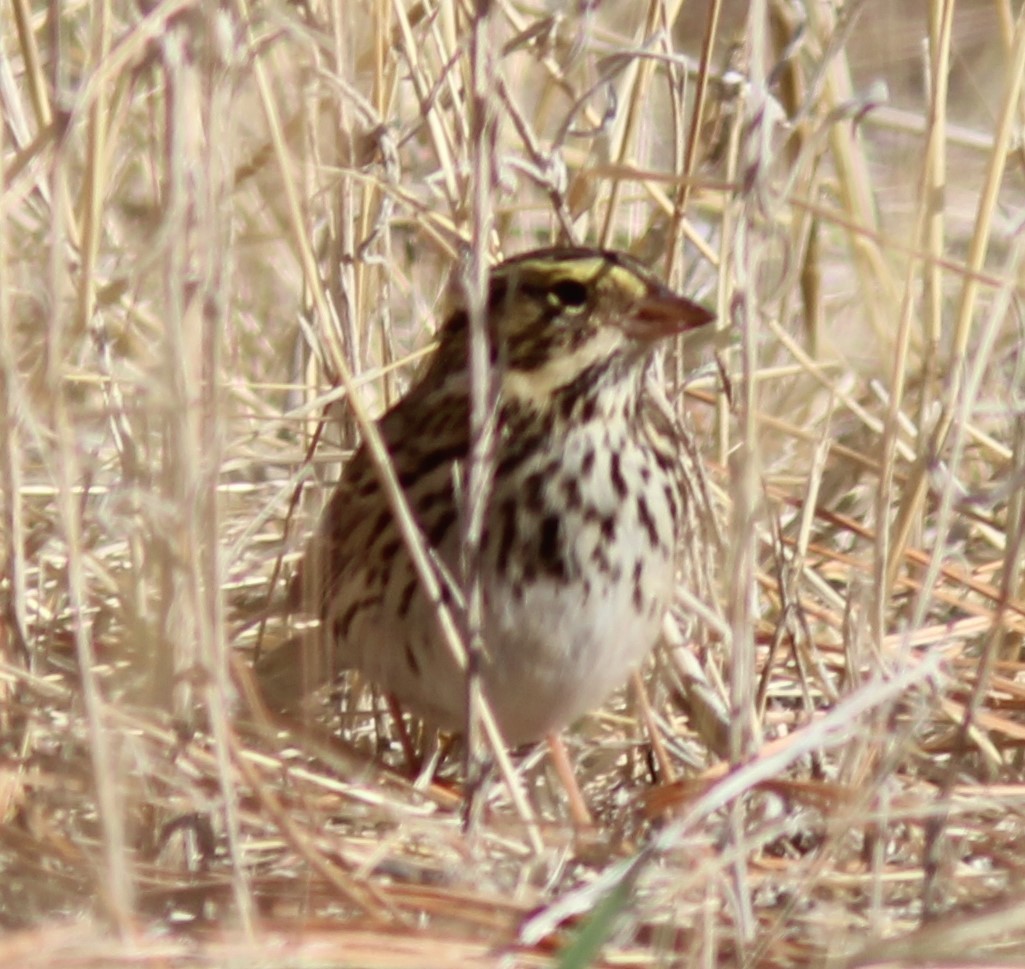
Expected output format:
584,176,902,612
551,279,588,308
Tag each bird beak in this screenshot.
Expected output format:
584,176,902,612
625,286,716,341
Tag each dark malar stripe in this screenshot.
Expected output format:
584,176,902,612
551,358,617,421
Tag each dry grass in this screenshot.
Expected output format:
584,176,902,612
3,0,1025,965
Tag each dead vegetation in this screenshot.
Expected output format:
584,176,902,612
3,0,1025,966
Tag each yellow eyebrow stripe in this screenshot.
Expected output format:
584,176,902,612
492,256,650,300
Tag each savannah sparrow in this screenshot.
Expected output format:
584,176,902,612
258,247,714,746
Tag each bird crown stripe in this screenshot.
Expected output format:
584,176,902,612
491,257,650,300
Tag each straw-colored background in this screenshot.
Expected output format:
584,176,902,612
3,0,1025,965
